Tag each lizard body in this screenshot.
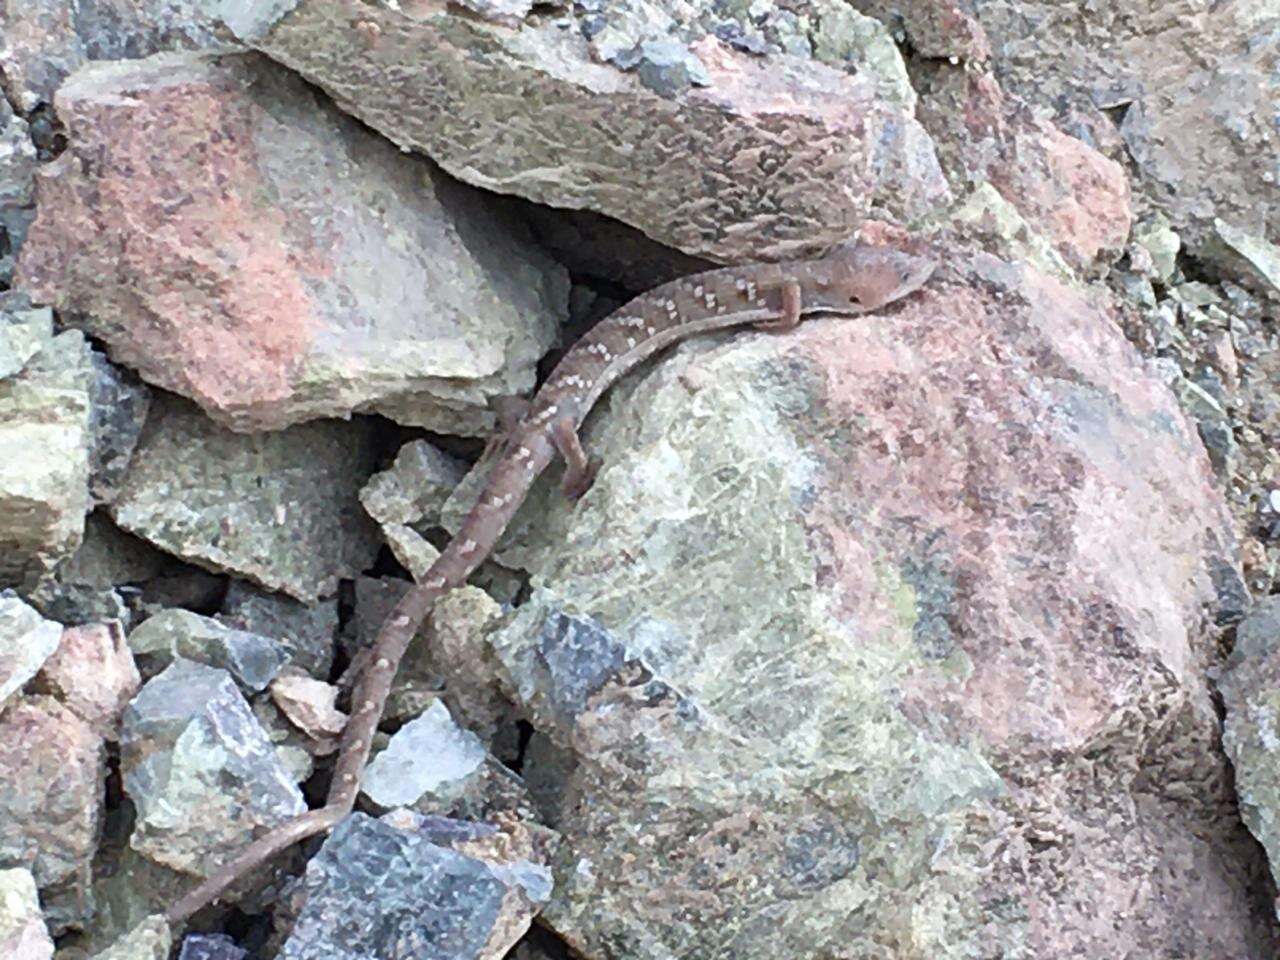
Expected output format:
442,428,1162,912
166,243,936,924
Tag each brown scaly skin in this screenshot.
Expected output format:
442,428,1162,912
164,243,937,925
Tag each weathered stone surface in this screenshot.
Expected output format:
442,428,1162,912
0,868,53,960
0,293,50,381
218,580,338,678
120,659,306,876
217,0,948,263
89,915,171,960
0,696,103,932
177,933,247,960
17,51,568,436
110,396,381,602
361,440,468,529
0,329,93,588
71,846,192,960
35,621,140,736
1219,595,1280,901
481,251,1274,956
0,101,38,286
269,670,346,743
279,812,554,960
971,0,1280,260
86,352,151,507
0,593,62,708
128,608,288,693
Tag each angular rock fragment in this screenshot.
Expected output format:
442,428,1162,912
0,593,62,708
269,671,346,742
218,0,948,262
16,51,567,436
127,608,288,693
86,352,151,506
0,293,51,381
89,915,171,960
218,581,337,679
110,396,381,602
0,867,54,960
279,812,554,960
0,330,93,588
34,620,140,736
0,101,38,286
0,696,103,932
120,659,306,876
178,933,247,960
361,440,467,578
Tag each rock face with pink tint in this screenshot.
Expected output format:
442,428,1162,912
16,52,568,436
484,252,1274,956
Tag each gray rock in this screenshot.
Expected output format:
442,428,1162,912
110,395,381,602
0,696,103,932
0,292,51,381
0,592,62,708
127,608,288,692
360,440,467,529
177,932,247,960
0,330,94,589
88,915,171,960
120,659,306,876
0,867,54,960
218,580,337,679
279,812,553,960
86,351,151,507
0,101,38,286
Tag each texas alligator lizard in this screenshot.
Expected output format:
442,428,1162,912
166,242,937,924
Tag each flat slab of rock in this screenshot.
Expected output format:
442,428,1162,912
0,330,93,588
128,608,288,693
279,812,554,960
109,396,380,602
120,659,306,876
487,251,1275,956
220,0,948,262
16,51,568,435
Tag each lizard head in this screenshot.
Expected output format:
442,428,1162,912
825,242,938,312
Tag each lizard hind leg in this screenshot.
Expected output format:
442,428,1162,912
754,278,802,332
483,394,533,459
550,416,601,500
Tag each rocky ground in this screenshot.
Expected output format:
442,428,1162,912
1,0,1279,958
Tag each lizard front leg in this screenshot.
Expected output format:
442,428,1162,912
754,278,802,332
551,417,600,500
483,395,532,459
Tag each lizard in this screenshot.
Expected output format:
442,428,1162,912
165,241,937,925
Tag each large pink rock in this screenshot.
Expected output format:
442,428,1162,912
36,622,140,737
16,52,567,436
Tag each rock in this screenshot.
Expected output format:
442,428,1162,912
1209,219,1280,301
127,608,288,693
0,100,38,286
218,581,338,679
483,251,1273,956
16,51,568,437
1131,214,1181,285
1219,596,1280,900
34,621,140,736
0,292,51,381
362,699,531,819
89,915,170,960
0,593,62,709
0,330,94,589
269,671,346,741
86,351,151,507
177,933,247,960
217,0,949,262
361,440,467,527
109,395,381,602
0,867,54,960
120,659,306,876
278,812,554,960
0,696,103,932
73,847,192,959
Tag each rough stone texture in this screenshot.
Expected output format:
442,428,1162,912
918,69,1132,273
109,395,381,602
480,251,1275,956
969,0,1280,260
0,868,54,960
128,608,288,693
0,100,38,286
0,696,103,932
88,915,171,960
86,352,151,508
279,812,554,960
269,670,346,742
217,0,949,263
177,933,247,960
1219,595,1280,900
0,293,50,381
16,51,569,436
361,439,467,578
0,593,62,708
218,580,338,679
34,621,140,737
120,659,306,876
0,329,93,589
69,847,192,960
